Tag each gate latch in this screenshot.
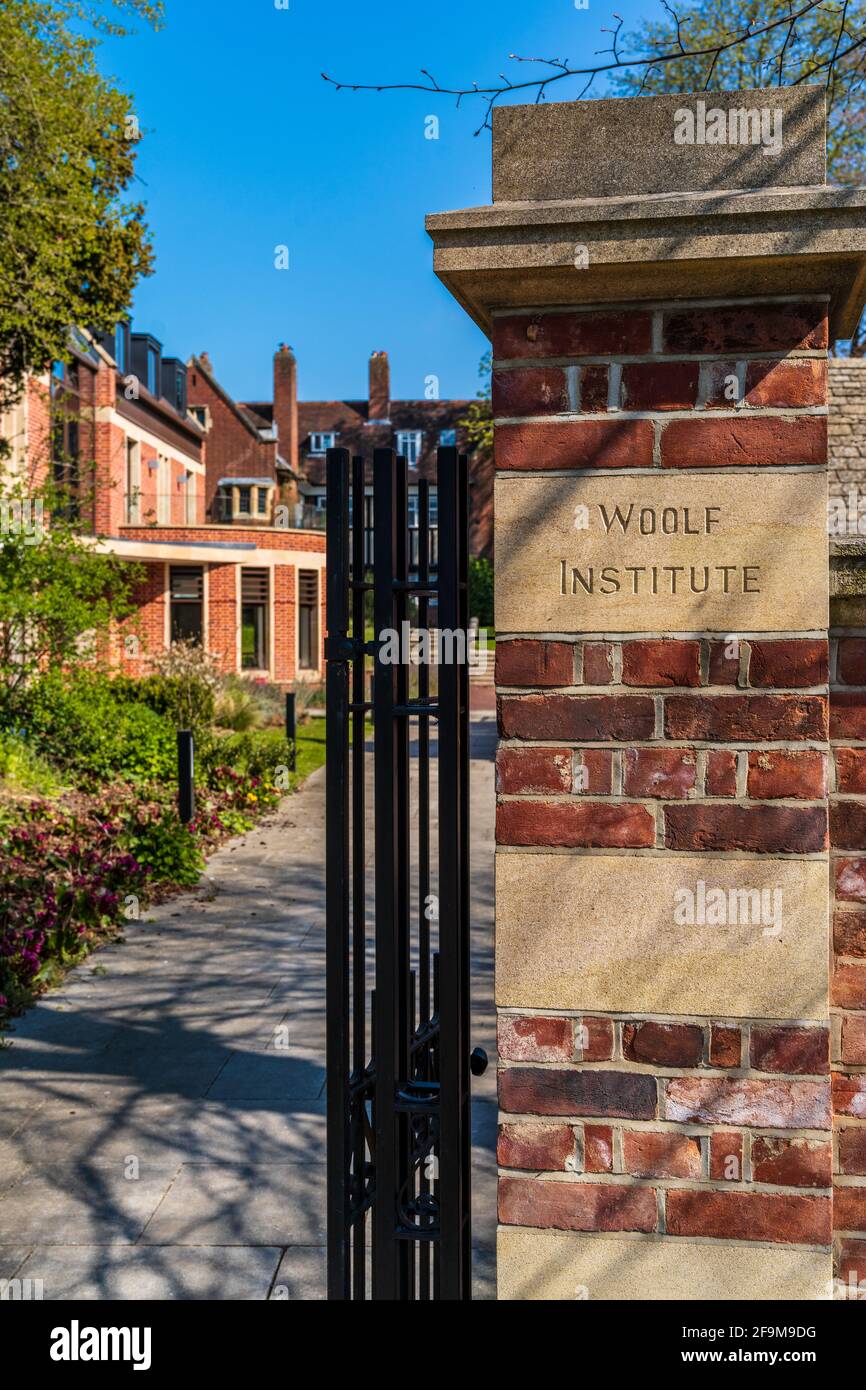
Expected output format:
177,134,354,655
469,1047,488,1077
324,634,358,662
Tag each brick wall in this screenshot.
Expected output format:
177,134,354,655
494,298,836,1292
829,358,866,502
830,634,866,1290
186,361,278,514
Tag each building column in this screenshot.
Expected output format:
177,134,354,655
426,85,866,1299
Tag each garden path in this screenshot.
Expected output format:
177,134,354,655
0,717,496,1299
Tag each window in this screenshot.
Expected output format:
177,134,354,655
429,489,438,526
185,472,197,524
310,432,336,454
174,370,185,413
257,487,269,516
237,486,252,515
241,568,269,670
51,361,82,517
214,484,231,522
439,428,457,447
125,439,141,523
190,406,208,429
170,566,203,645
115,325,127,374
408,493,419,529
157,456,171,524
396,430,423,467
298,569,319,670
146,346,158,396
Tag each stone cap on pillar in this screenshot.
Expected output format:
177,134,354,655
426,86,866,340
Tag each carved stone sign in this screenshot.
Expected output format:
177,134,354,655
495,472,828,633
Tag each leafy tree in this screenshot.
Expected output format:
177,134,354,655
613,0,866,351
0,472,141,713
460,350,493,453
0,0,162,414
612,1,866,187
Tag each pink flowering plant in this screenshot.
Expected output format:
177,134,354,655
0,799,145,1016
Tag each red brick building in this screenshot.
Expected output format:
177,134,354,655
187,343,494,561
2,323,326,687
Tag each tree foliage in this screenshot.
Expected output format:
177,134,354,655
0,1,161,411
460,350,493,454
0,474,141,711
612,0,866,185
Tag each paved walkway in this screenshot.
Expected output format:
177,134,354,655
0,718,497,1300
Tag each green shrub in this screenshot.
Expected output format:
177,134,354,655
9,673,175,787
468,556,494,628
146,641,219,736
0,732,59,795
121,807,205,886
214,676,264,732
198,729,286,784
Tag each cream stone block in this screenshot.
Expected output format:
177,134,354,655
495,852,828,1018
495,472,828,634
497,1228,832,1301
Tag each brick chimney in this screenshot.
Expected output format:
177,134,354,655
368,350,390,423
199,351,212,373
273,343,298,472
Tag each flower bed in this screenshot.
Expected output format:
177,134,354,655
0,765,284,1025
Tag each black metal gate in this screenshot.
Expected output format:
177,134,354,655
325,445,481,1300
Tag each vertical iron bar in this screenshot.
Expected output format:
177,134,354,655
350,455,367,1300
372,448,406,1299
326,447,352,1300
394,455,414,1297
436,445,467,1299
417,476,432,1301
457,452,472,1292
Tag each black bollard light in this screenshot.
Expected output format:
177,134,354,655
285,691,297,772
177,730,195,824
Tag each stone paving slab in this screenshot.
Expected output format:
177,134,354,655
0,716,497,1299
14,1243,283,1301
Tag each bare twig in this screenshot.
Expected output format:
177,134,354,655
322,0,858,134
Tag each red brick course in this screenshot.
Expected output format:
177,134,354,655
493,310,653,359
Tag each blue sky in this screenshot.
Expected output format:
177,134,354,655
101,0,650,405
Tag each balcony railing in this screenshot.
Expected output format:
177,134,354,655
208,496,326,530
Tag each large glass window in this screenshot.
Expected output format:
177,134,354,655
237,486,252,516
125,439,141,523
115,323,127,374
169,566,203,645
241,568,269,670
298,569,319,670
157,456,171,524
51,360,82,519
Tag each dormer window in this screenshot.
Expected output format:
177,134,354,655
310,432,336,454
396,430,423,467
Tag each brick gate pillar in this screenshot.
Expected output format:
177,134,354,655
428,87,866,1300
